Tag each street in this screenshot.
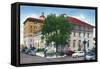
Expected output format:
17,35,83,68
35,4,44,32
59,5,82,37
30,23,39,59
20,53,84,64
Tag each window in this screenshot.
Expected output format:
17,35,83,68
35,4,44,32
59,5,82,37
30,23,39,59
87,33,89,38
30,26,32,32
30,44,32,48
81,26,84,30
78,40,81,47
24,40,26,45
75,25,79,30
87,40,89,47
35,26,37,29
29,35,32,37
84,26,86,31
73,40,76,48
79,32,81,37
73,32,76,37
84,32,85,37
78,40,81,51
34,26,37,29
34,21,37,24
30,39,32,42
79,25,81,30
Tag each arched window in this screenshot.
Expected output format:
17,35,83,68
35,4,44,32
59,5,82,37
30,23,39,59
87,33,89,38
79,32,81,37
73,32,76,37
30,25,32,32
78,40,81,46
73,40,76,48
87,40,89,47
78,40,81,51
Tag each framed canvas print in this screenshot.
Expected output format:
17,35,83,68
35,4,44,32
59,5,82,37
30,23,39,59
11,2,98,67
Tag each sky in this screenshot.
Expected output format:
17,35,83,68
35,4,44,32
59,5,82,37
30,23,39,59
20,5,96,44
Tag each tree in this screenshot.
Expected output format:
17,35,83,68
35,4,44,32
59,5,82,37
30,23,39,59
41,14,74,57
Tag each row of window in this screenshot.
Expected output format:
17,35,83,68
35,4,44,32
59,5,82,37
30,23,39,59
74,25,92,31
69,40,90,48
30,25,40,32
72,32,90,37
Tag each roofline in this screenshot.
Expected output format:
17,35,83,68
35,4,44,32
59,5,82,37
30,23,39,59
67,16,95,28
23,17,95,28
23,17,44,24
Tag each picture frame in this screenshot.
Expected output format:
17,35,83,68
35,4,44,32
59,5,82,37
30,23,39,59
11,2,98,67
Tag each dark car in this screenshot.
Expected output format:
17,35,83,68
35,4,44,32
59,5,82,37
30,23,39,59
21,47,27,53
21,47,37,56
86,52,95,60
28,50,36,56
65,50,75,56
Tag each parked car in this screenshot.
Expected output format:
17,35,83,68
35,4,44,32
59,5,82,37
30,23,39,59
21,47,27,53
65,50,75,56
21,47,37,56
46,47,56,56
28,50,36,56
86,52,95,60
72,51,84,58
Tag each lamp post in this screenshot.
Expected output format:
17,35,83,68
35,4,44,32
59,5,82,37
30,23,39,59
44,43,47,57
83,39,87,60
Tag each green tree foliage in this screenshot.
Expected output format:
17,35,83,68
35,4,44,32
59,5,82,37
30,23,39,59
41,14,74,56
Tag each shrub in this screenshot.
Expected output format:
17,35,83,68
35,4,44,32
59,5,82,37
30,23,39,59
36,48,45,52
47,52,56,56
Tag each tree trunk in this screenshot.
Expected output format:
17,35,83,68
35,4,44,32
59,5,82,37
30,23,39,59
56,44,58,57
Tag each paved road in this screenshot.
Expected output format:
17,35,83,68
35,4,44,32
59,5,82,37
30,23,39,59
20,53,84,64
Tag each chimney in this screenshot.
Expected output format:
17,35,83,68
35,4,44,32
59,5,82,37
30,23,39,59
39,12,45,20
60,14,67,17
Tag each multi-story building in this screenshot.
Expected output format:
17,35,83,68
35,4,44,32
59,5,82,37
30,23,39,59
67,17,94,51
23,14,94,52
23,14,45,48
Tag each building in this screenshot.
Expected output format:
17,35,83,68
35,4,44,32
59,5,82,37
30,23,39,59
23,14,95,52
67,17,94,51
23,14,45,48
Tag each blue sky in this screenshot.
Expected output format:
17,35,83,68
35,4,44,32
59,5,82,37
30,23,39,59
20,5,95,25
20,5,96,44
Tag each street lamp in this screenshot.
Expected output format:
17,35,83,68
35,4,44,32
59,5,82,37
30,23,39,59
83,39,87,60
44,43,47,57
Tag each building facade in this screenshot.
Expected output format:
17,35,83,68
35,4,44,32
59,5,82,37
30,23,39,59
68,17,94,51
23,14,94,52
23,15,44,48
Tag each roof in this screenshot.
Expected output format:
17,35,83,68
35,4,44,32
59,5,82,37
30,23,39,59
39,15,45,18
67,16,95,28
24,17,44,24
24,16,95,28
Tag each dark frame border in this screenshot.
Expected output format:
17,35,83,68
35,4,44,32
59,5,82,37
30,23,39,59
12,2,98,67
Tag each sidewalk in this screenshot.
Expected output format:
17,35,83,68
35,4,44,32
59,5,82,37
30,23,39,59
36,52,44,57
36,52,66,58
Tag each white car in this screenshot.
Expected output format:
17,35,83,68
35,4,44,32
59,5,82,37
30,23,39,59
72,51,84,58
